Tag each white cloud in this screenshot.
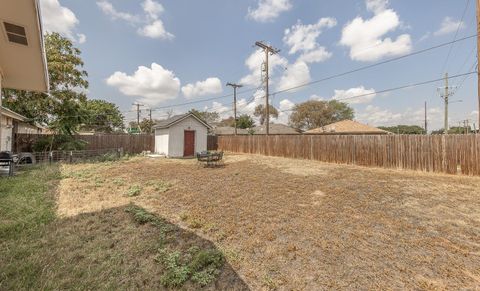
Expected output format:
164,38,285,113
332,86,377,104
142,0,164,20
277,61,311,92
340,0,412,62
240,49,288,87
106,63,180,106
138,20,174,39
247,0,292,22
283,18,337,54
434,17,466,36
356,105,443,127
366,0,388,14
298,47,332,64
96,1,138,23
181,78,223,99
40,0,85,43
97,0,173,39
77,33,87,44
310,94,325,100
273,99,295,124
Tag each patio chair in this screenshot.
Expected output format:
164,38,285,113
0,152,14,176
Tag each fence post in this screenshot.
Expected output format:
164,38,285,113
119,147,124,158
49,151,52,165
69,151,73,163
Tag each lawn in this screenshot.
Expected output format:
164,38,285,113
2,154,480,290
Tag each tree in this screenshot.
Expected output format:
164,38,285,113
254,104,278,125
236,114,255,129
2,32,89,135
378,125,426,135
289,100,354,130
218,117,236,127
80,100,124,133
190,109,220,125
139,118,156,133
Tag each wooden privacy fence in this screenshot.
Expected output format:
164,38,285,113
218,135,480,176
14,134,155,154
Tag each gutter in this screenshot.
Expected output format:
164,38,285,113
33,0,50,93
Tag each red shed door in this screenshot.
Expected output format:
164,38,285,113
183,130,195,157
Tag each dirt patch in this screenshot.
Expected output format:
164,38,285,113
57,154,480,290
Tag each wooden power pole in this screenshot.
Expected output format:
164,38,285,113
438,73,450,134
226,83,243,135
424,101,428,134
133,103,144,132
255,41,280,135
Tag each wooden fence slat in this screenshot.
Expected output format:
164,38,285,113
217,134,480,176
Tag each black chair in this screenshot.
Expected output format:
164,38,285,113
0,152,14,176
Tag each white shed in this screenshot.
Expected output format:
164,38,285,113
153,113,212,158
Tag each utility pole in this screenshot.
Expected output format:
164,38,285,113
424,101,428,134
477,0,480,132
226,83,243,135
148,108,153,133
133,103,144,133
255,41,280,135
438,73,452,135
0,75,3,152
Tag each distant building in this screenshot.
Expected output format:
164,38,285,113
210,127,249,136
305,120,390,135
1,106,47,151
252,124,301,135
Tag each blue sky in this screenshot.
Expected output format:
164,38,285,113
40,0,478,130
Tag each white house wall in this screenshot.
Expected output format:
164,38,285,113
155,128,169,155
168,116,208,157
0,115,13,152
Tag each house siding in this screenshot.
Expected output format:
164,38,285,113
155,128,169,155
167,116,208,158
0,115,13,151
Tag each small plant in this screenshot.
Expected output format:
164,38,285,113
112,178,126,186
158,250,190,288
155,247,225,288
125,204,159,225
126,185,141,197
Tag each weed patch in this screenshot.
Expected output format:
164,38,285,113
125,185,142,197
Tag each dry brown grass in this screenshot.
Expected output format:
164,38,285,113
57,153,480,290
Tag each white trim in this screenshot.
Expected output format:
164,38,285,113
34,0,49,93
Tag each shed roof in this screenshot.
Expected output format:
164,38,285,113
305,120,389,135
0,0,49,92
153,113,212,129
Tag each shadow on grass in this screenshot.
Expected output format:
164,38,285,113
0,165,248,290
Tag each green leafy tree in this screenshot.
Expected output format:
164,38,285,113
379,125,426,135
254,104,279,125
80,100,124,133
190,109,220,125
139,118,156,133
236,114,255,129
289,100,354,130
2,32,89,135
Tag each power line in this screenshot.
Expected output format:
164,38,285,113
275,71,477,114
273,34,477,95
440,0,471,74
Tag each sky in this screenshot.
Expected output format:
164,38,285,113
39,0,479,131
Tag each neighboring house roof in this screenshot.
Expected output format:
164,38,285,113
211,126,249,135
305,120,390,135
153,113,212,129
0,0,49,92
1,106,27,121
252,124,301,135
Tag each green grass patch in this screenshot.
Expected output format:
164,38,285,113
125,185,142,197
